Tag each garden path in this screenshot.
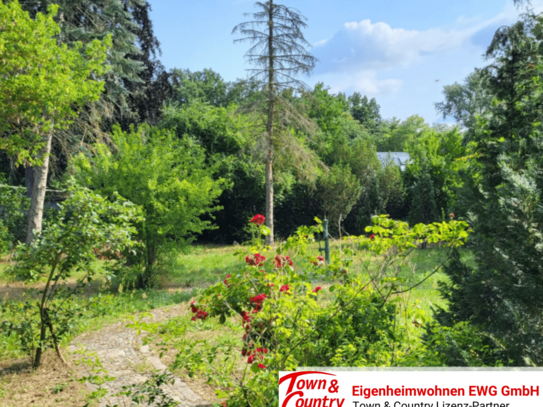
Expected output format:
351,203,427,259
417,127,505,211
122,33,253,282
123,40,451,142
68,305,212,407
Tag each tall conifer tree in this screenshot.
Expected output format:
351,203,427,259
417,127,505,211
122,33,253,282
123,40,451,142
233,1,317,245
435,13,543,365
408,156,439,226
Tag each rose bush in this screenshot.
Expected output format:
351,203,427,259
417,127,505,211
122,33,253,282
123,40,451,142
136,215,471,406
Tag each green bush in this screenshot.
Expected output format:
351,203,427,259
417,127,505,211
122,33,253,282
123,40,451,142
74,124,225,287
0,184,30,252
132,215,471,406
4,185,141,367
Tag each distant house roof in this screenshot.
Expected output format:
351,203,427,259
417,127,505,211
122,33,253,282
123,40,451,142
376,152,410,171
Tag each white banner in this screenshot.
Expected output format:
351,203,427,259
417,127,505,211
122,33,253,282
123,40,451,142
279,370,543,407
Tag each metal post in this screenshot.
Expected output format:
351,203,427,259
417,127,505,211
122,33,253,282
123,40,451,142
323,218,330,264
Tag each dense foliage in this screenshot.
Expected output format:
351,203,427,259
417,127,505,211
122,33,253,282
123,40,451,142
0,1,109,165
433,13,543,366
131,215,471,406
74,125,225,287
4,186,141,367
3,2,543,399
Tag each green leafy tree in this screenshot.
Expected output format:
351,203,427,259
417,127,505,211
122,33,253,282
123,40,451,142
0,1,110,244
349,92,381,130
307,83,349,142
74,125,225,287
404,126,467,219
19,1,172,231
0,183,30,249
160,102,267,243
174,69,230,107
375,115,426,152
435,70,493,131
319,164,362,229
434,14,543,365
233,0,318,245
6,186,141,368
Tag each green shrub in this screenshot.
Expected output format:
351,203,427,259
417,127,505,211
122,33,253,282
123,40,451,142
0,184,30,251
4,185,141,367
74,124,225,288
132,215,471,406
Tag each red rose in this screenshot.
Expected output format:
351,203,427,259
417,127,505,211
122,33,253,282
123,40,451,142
274,255,293,268
192,308,208,321
247,354,256,364
311,255,325,266
255,253,266,265
250,294,267,304
313,287,322,293
250,214,265,226
279,285,290,293
224,274,231,288
370,234,375,240
257,363,266,369
245,253,266,266
241,311,252,324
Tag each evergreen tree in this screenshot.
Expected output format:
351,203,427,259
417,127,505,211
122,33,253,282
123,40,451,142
353,171,383,234
233,0,318,245
434,13,543,365
19,0,169,243
122,1,178,126
20,0,153,113
408,156,439,226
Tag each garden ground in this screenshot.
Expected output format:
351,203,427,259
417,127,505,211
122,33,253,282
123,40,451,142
0,243,456,406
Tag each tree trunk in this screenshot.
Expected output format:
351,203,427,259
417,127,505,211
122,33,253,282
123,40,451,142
26,133,52,244
265,0,275,247
34,257,60,368
265,136,274,246
33,309,47,369
45,308,66,364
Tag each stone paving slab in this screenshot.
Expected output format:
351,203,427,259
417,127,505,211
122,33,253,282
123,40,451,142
69,305,212,407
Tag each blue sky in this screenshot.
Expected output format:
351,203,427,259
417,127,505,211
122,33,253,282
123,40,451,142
148,0,538,123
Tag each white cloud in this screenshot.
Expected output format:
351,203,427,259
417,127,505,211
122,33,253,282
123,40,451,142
313,15,509,75
307,0,530,120
312,70,402,96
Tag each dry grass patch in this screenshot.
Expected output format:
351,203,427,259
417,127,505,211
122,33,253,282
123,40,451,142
0,352,91,407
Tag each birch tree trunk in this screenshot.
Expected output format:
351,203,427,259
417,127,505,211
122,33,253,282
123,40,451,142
26,133,52,244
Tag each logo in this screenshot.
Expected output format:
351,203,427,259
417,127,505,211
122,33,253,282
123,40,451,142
279,371,345,407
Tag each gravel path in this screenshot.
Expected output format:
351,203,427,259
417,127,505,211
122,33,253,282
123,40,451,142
69,305,212,407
